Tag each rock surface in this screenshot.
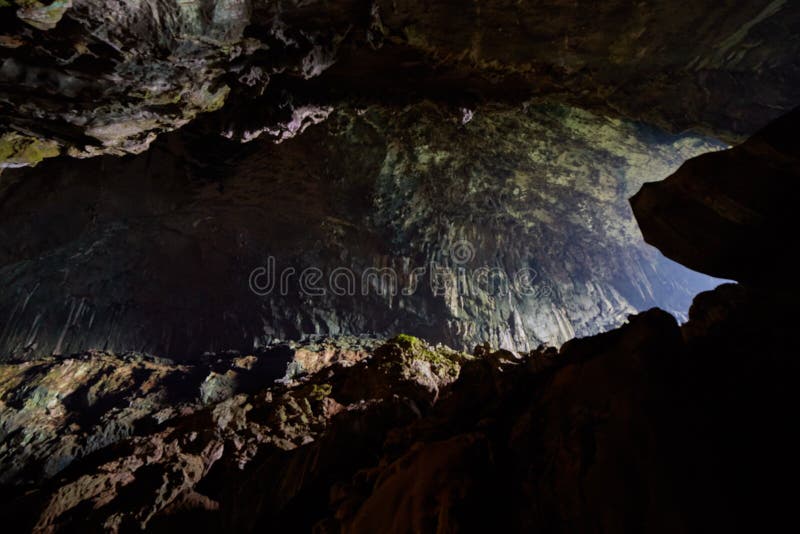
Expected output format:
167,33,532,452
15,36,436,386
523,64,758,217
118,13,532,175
1,288,795,532
2,1,799,167
0,335,470,532
0,336,377,487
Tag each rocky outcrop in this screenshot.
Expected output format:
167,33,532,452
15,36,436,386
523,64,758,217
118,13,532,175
0,335,470,532
631,107,799,287
0,0,346,166
324,309,699,533
2,288,795,532
0,336,376,487
2,1,799,168
0,103,722,358
316,284,797,534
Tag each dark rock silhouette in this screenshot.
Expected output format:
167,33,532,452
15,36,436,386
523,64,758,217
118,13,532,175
631,107,799,287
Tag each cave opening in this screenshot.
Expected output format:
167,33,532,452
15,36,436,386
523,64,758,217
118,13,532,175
0,2,798,532
0,103,727,358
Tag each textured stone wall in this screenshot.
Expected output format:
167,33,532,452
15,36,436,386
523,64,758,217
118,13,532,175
0,103,723,359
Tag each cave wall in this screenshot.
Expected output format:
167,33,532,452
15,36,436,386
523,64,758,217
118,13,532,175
0,103,722,359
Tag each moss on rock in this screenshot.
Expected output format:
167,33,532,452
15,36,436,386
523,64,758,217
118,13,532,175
308,382,333,401
377,334,470,381
0,133,60,169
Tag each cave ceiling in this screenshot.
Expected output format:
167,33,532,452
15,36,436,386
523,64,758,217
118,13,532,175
2,0,799,167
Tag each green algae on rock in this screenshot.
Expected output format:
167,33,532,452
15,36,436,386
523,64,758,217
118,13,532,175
0,132,60,170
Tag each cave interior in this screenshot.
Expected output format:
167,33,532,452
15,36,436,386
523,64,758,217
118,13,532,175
0,1,798,533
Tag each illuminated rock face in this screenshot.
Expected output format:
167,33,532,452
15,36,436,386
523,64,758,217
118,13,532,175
0,103,721,359
0,1,790,355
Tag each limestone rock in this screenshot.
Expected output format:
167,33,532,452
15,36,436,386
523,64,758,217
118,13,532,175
0,336,380,488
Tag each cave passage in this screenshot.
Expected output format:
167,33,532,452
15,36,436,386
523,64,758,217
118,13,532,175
0,104,726,359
